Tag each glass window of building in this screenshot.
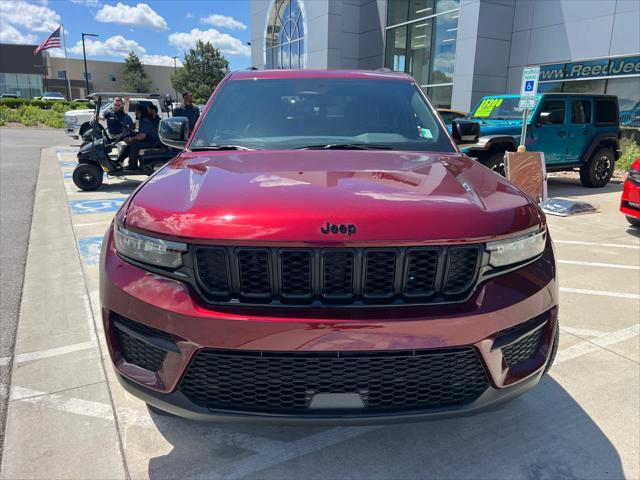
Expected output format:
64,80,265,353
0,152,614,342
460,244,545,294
606,77,640,112
57,70,66,80
83,72,92,81
385,0,459,108
265,0,305,69
108,73,117,82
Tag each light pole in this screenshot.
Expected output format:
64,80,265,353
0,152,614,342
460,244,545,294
81,33,98,96
171,55,179,102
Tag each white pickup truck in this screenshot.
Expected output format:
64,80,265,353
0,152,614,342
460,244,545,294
64,95,169,139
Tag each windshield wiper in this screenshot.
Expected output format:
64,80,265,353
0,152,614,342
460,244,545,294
296,143,393,150
190,145,256,151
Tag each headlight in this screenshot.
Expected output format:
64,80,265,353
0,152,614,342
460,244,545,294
114,224,187,268
486,228,546,268
628,168,640,185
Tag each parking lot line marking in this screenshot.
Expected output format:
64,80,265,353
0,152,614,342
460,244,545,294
558,260,640,270
554,240,639,249
10,385,115,419
557,324,640,364
560,326,607,337
560,287,640,300
0,341,97,367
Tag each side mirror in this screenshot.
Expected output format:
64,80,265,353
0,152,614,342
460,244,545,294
159,117,189,149
451,119,480,144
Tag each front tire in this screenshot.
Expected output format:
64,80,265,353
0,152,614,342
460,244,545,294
483,151,506,177
626,215,640,228
79,122,92,136
580,147,614,188
73,163,103,191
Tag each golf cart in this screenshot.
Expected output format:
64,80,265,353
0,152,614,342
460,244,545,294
72,92,179,191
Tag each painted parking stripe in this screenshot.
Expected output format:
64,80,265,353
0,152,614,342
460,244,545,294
560,287,640,300
554,240,639,250
77,236,104,266
557,324,639,364
68,198,126,215
0,341,97,367
56,147,79,153
558,260,640,270
58,160,77,167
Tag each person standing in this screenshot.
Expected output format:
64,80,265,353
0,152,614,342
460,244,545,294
174,91,200,131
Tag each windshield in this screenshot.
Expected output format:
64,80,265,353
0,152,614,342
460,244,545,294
470,97,525,120
190,78,455,152
43,92,64,98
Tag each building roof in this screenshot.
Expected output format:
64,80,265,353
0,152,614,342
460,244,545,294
229,69,413,81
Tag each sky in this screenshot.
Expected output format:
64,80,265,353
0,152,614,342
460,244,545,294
0,0,252,70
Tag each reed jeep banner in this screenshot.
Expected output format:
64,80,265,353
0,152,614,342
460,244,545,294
539,55,640,82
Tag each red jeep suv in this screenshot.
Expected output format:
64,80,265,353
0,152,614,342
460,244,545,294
100,70,558,423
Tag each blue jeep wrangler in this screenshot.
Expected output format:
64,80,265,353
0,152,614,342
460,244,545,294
459,93,620,187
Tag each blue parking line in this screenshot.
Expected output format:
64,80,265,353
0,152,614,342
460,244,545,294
56,147,79,153
58,161,77,167
69,197,126,215
77,236,104,266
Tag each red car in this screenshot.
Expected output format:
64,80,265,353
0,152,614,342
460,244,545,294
620,157,640,228
100,70,559,423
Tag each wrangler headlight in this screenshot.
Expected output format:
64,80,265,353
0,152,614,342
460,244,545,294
114,224,187,268
486,228,546,268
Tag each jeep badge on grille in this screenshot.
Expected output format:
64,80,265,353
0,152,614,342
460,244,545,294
321,222,356,235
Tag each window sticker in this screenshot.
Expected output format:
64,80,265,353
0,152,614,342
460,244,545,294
418,127,433,139
474,98,504,117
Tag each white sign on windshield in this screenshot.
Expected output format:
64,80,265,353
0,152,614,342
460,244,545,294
519,66,540,110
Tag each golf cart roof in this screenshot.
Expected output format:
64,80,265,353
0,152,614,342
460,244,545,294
88,92,162,99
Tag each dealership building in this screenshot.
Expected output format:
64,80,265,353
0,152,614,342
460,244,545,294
0,43,175,100
250,0,640,114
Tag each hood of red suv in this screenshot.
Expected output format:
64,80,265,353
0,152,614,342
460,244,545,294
124,150,541,243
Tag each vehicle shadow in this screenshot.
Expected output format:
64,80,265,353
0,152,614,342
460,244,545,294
547,176,623,198
145,376,624,479
625,226,640,239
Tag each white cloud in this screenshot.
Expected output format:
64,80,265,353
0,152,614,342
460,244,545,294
0,0,60,33
0,24,36,44
141,54,183,67
68,34,146,57
44,48,65,58
95,2,168,30
200,14,246,31
169,28,250,57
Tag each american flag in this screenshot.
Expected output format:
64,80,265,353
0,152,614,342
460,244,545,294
33,26,61,56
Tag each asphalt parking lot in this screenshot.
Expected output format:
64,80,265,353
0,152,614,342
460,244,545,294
0,132,638,480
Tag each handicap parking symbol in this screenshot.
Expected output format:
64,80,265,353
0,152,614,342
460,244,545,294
69,197,126,215
77,236,104,266
524,80,534,92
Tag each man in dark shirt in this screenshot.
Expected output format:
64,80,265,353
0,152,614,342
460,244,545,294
103,97,133,136
148,104,160,133
173,91,200,131
121,105,159,170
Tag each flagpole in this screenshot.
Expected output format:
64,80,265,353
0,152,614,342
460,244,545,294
61,24,72,100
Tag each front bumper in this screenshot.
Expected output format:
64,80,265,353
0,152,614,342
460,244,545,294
101,229,558,423
65,124,80,138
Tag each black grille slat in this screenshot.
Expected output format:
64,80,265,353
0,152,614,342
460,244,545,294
444,247,479,295
364,250,396,298
404,248,438,296
281,250,313,299
193,245,481,305
322,250,354,299
238,249,272,298
180,348,489,414
195,247,230,296
502,329,543,367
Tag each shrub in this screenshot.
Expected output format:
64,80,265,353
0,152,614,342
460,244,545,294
617,140,640,172
0,105,65,128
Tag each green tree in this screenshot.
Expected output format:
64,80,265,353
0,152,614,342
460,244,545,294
121,52,153,93
171,41,230,103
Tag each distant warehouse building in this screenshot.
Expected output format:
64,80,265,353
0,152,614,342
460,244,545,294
0,43,175,100
250,0,640,115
